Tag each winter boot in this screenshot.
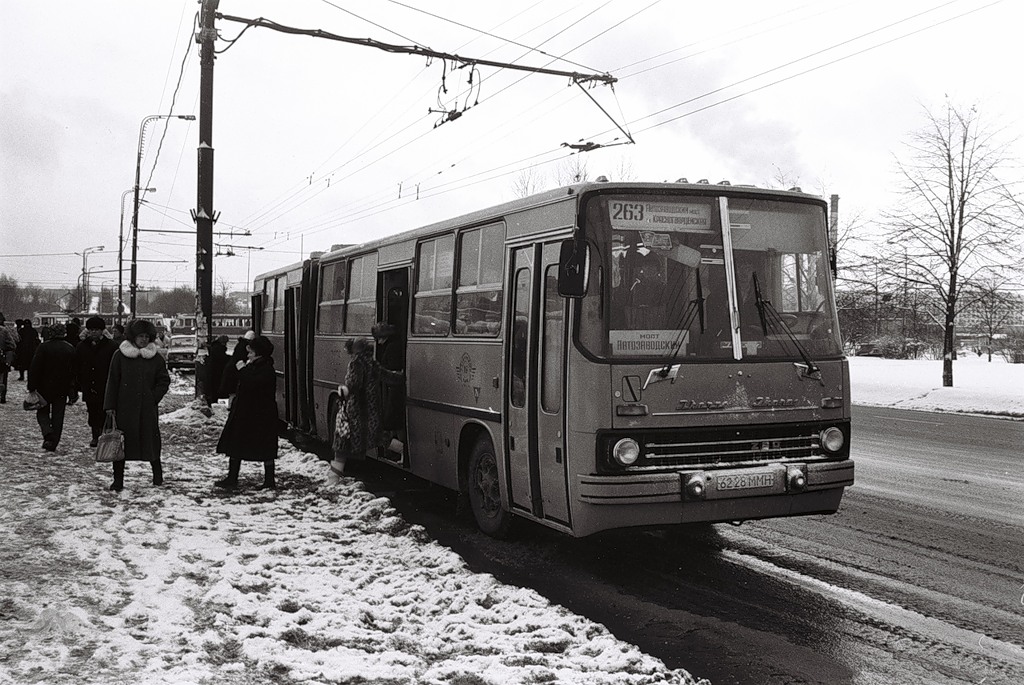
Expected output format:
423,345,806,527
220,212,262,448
214,457,241,490
256,460,276,490
151,460,163,486
110,461,125,492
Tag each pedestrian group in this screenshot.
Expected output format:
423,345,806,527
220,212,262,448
4,311,403,495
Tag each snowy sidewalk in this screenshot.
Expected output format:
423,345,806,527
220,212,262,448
0,374,705,685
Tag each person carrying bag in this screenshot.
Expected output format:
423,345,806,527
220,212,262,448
94,413,125,463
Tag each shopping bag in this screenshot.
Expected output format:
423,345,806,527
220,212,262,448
23,390,48,411
95,414,125,463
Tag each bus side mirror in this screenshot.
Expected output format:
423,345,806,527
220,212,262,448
557,238,590,298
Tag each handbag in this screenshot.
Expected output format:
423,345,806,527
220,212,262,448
95,414,125,463
23,390,48,411
332,405,351,452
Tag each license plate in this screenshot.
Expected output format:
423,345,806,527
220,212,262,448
716,472,775,491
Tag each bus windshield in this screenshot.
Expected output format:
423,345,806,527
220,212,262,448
577,192,843,362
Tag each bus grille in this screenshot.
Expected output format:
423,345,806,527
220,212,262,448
601,421,847,472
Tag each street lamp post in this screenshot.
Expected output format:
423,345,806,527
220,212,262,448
129,113,195,315
119,186,154,323
78,245,104,312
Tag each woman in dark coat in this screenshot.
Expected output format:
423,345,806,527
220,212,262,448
104,319,171,492
214,335,279,490
219,333,252,401
15,320,40,380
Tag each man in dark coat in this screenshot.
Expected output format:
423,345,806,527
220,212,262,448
215,335,280,490
0,313,18,403
75,316,117,447
15,319,40,381
27,322,77,451
204,335,229,404
372,321,405,431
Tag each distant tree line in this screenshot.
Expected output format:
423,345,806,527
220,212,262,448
0,275,243,320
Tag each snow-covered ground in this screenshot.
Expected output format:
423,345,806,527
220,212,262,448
0,355,1020,685
849,353,1024,417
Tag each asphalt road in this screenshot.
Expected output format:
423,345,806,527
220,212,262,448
345,406,1024,685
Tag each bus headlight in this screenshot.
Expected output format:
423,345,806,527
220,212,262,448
612,438,641,466
820,426,845,454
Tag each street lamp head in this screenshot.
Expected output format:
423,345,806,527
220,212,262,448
179,115,197,121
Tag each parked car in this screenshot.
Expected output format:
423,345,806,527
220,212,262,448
166,334,198,369
855,342,884,357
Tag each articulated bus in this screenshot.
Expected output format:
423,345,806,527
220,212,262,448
253,181,854,537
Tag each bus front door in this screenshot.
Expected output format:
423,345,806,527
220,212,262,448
507,243,569,525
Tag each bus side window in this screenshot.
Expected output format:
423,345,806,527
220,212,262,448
510,269,530,408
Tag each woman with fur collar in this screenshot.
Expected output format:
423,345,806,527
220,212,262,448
103,318,171,492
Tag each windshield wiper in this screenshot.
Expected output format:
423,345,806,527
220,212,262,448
752,273,821,381
654,270,705,380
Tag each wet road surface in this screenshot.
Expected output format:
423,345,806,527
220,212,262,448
311,406,1024,684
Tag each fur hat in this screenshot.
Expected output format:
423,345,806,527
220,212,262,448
126,319,158,341
85,316,106,330
50,322,67,339
249,335,274,358
243,330,257,341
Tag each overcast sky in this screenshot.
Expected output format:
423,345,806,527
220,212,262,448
2,0,1021,301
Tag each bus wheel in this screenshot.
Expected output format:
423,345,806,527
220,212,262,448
467,438,513,538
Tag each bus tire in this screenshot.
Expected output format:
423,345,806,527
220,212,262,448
467,438,513,538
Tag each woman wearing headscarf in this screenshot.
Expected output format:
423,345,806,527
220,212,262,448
331,337,383,476
103,318,171,492
214,335,280,490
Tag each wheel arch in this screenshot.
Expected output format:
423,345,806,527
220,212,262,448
457,421,496,493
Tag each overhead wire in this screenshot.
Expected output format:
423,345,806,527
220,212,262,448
382,0,603,73
628,0,997,136
239,1,998,265
245,0,654,251
237,1,591,235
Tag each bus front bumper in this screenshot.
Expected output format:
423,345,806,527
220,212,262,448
576,460,853,526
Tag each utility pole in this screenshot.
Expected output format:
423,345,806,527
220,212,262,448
194,0,219,404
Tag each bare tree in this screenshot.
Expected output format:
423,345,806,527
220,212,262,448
554,155,589,186
511,167,544,198
610,155,637,182
966,281,1015,362
766,164,801,190
214,277,238,314
880,99,1024,386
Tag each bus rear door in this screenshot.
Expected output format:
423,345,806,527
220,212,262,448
506,242,570,526
284,285,302,428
